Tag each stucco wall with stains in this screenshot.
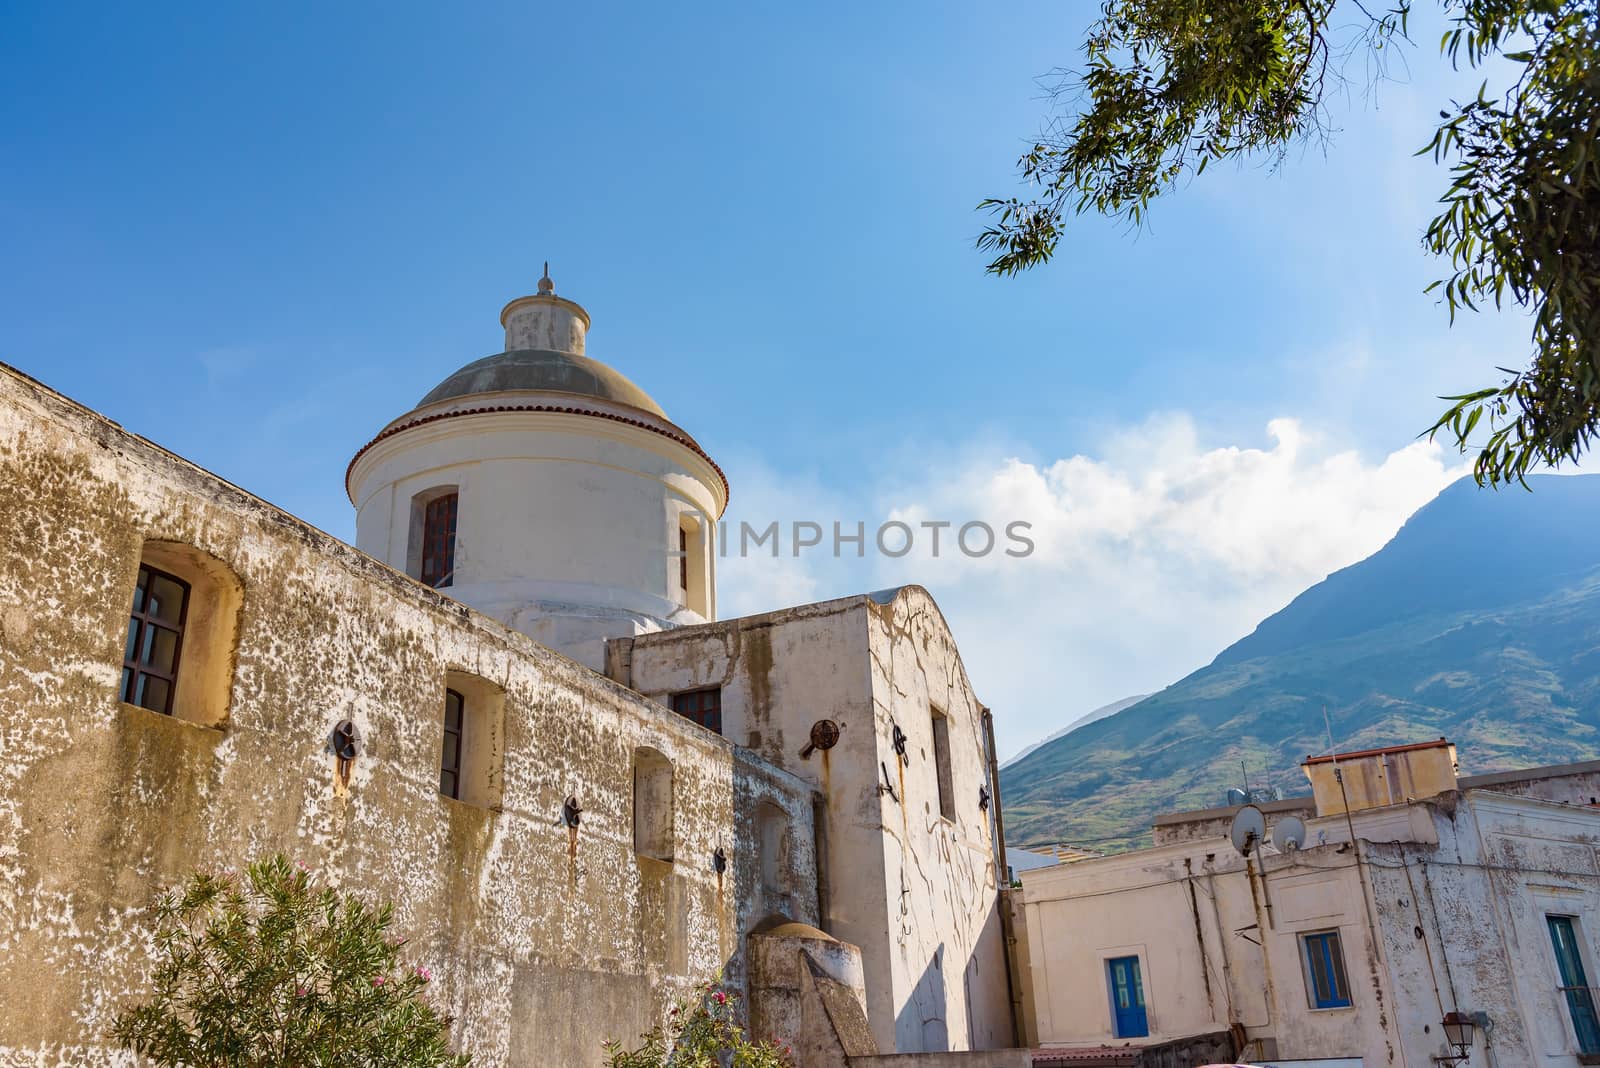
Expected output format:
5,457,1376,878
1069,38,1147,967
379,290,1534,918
0,365,819,1066
613,587,1014,1055
1021,782,1600,1068
1369,791,1600,1068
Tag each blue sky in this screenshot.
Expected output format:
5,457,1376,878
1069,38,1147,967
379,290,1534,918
1,2,1537,757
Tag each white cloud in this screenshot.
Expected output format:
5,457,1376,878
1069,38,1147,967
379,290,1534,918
718,414,1468,760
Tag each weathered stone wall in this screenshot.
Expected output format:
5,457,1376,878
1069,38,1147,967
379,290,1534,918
0,365,818,1066
850,1052,1032,1067
616,587,1015,1054
1459,759,1600,805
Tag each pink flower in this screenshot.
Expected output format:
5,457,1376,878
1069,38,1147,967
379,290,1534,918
712,991,728,1005
296,986,307,997
295,860,310,872
373,976,386,986
415,966,432,981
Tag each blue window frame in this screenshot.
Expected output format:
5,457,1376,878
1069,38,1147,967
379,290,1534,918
1548,915,1600,1054
1105,955,1148,1038
1301,930,1352,1009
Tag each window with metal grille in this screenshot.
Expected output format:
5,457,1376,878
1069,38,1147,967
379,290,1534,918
1301,930,1352,1009
439,688,465,800
671,687,721,734
121,565,190,715
421,492,457,588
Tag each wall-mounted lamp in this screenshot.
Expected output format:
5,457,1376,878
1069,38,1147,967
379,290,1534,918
327,719,362,788
562,795,583,828
713,846,728,873
1433,1011,1477,1064
798,719,842,759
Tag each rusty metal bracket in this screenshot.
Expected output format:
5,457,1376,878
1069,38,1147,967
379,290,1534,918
877,761,900,801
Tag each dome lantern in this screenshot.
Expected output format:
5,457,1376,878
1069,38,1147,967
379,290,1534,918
500,263,591,355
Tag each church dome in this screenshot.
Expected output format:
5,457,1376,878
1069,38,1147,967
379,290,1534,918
418,348,667,418
347,268,725,674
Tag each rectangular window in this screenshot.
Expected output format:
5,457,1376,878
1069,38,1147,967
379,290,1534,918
421,493,458,588
678,526,689,592
1301,930,1353,1009
931,707,955,821
1549,915,1600,1053
121,564,190,715
1106,955,1148,1038
671,688,721,734
439,688,465,800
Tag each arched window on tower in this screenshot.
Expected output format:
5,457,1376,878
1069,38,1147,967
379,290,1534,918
674,511,709,618
407,486,458,589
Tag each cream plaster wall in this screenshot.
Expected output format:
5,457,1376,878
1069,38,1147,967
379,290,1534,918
614,588,1015,1055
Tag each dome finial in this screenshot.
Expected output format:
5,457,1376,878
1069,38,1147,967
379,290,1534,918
537,262,554,296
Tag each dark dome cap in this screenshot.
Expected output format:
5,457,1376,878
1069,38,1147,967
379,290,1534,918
418,348,667,418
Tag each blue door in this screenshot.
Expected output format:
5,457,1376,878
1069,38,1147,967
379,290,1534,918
1107,955,1148,1038
1549,915,1600,1053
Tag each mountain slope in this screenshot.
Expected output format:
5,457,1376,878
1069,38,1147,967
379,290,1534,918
999,474,1600,852
1002,694,1149,768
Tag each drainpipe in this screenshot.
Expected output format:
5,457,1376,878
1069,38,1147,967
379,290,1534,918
812,793,831,932
982,707,1024,1048
982,708,1009,883
1204,865,1243,1035
1244,854,1279,1057
1184,858,1218,1024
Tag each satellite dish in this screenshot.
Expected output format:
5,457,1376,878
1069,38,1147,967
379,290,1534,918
1273,815,1307,853
1230,805,1267,856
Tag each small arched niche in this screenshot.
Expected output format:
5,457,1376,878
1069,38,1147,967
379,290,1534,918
120,541,243,728
756,800,793,911
438,670,505,810
633,746,674,862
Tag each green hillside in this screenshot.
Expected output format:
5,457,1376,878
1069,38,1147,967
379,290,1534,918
1000,474,1600,853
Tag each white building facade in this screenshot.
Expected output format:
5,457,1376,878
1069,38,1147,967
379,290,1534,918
1017,746,1600,1068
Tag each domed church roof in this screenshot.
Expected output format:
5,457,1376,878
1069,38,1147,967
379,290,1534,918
418,348,667,418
